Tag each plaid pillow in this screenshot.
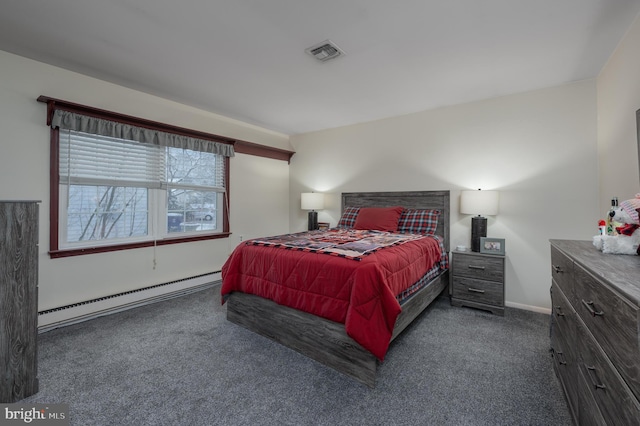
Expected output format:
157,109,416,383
337,206,360,228
398,209,440,235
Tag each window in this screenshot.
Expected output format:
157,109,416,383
43,100,234,257
166,147,225,234
59,130,226,248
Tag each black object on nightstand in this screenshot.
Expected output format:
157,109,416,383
450,250,505,315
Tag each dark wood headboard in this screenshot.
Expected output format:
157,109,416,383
341,190,450,252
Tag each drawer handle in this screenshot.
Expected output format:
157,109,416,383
468,288,485,294
552,265,563,273
468,265,486,270
554,306,565,317
586,365,607,390
581,299,604,317
555,350,567,365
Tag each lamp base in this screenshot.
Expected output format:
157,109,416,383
471,216,487,252
308,211,318,231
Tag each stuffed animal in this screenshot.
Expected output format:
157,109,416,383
637,207,640,256
593,194,640,255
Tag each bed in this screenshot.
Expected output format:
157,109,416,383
221,190,450,387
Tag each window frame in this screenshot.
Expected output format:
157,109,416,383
42,98,232,258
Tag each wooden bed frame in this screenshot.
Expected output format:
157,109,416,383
225,190,450,387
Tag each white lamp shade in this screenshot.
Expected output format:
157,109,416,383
460,190,499,216
301,192,324,210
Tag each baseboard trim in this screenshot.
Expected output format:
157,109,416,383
505,301,551,315
38,272,221,333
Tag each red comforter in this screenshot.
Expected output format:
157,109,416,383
221,232,443,360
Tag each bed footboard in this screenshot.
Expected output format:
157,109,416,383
227,291,378,387
226,270,449,388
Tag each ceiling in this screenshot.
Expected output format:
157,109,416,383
1,0,639,135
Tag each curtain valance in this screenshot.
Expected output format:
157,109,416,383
51,110,234,157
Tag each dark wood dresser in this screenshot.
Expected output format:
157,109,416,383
0,201,39,403
549,239,640,425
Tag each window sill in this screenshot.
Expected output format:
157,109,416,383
49,232,231,258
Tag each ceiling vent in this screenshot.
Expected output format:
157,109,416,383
305,40,345,62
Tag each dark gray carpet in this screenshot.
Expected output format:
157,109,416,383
25,285,571,426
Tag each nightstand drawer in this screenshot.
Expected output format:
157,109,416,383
452,254,504,282
452,276,504,307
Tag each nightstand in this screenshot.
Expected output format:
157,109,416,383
450,250,505,315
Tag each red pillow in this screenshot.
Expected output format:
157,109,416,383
354,206,404,232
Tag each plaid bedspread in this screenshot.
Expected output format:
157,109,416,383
248,228,426,260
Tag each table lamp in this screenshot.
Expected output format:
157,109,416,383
460,189,499,252
301,192,324,230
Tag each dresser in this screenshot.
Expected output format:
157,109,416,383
0,201,39,403
550,239,640,425
450,250,505,315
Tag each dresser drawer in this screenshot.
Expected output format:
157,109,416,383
550,281,576,346
451,276,503,307
576,366,606,426
577,321,640,425
551,324,578,418
574,262,640,401
452,254,504,282
550,245,574,302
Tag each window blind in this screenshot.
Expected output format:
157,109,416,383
165,147,225,192
59,130,165,188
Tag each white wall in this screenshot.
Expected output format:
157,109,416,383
290,81,599,311
597,13,640,212
229,152,290,245
0,50,291,311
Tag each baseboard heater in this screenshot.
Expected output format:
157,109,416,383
38,272,221,333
